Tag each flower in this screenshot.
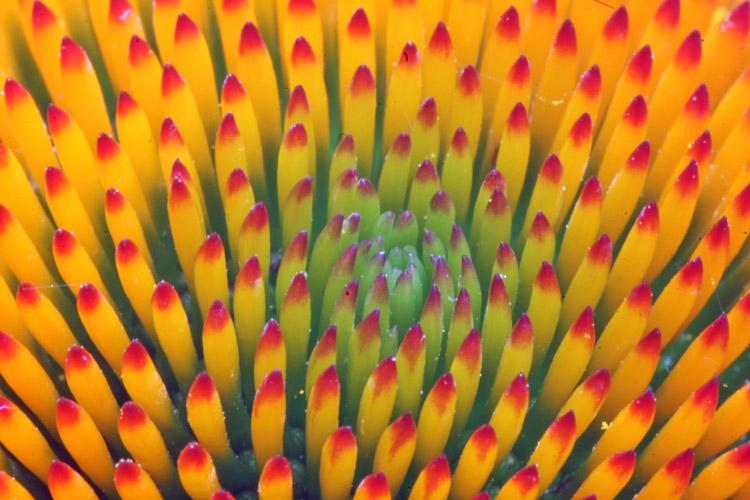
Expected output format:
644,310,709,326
1,0,750,498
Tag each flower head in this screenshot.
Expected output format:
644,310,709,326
1,0,750,498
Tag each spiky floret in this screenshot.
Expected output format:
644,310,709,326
1,0,750,499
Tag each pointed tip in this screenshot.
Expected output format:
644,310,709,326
603,6,628,40
16,282,40,306
504,372,530,412
623,95,648,128
501,104,527,137
570,306,595,339
635,200,659,233
311,364,339,411
128,34,153,66
548,410,577,445
372,356,398,389
349,65,375,96
0,397,13,418
488,274,510,306
511,314,534,347
511,464,539,493
0,333,18,360
357,308,382,339
255,369,285,404
540,154,564,183
197,233,224,262
629,388,657,422
115,460,143,486
287,0,317,15
317,326,338,355
691,377,719,410
701,313,729,349
455,330,482,366
654,0,680,27
663,448,695,481
627,45,653,84
450,127,470,154
291,176,314,202
532,0,556,16
259,456,291,488
732,182,750,216
534,261,559,293
160,117,183,145
178,442,211,471
290,36,316,66
626,281,653,312
508,55,531,88
53,228,77,256
724,1,750,37
579,66,601,99
432,372,456,400
116,91,139,117
3,79,28,109
399,42,420,67
283,123,309,148
60,36,89,72
674,30,702,69
706,216,730,250
204,300,231,333
118,402,147,430
390,132,412,157
221,74,248,104
553,19,577,56
583,369,611,399
684,84,709,118
0,205,13,233
496,6,521,39
457,65,481,97
116,239,141,265
46,104,72,136
96,133,121,161
44,166,68,197
416,97,438,128
65,345,92,372
327,427,357,460
122,340,149,371
174,12,200,44
608,450,637,478
428,22,453,55
569,113,592,147
56,398,82,428
152,280,179,311
415,159,439,184
239,21,266,53
347,7,371,38
688,130,712,165
47,461,74,488
627,141,651,170
497,241,517,265
217,113,241,145
32,1,57,31
161,63,186,96
336,134,356,156
529,211,553,240
104,188,128,214
226,168,250,197
187,371,216,404
680,257,704,288
109,0,134,24
284,272,310,304
287,85,310,116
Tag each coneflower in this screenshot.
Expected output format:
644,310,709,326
0,0,750,498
